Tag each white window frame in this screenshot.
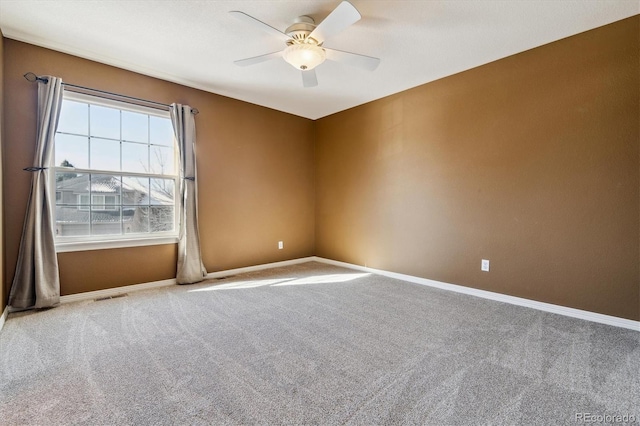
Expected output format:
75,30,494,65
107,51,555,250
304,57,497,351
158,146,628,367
52,91,179,252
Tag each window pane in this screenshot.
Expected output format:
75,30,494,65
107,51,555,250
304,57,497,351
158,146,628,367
124,206,149,234
91,207,122,235
55,206,90,236
150,179,174,205
104,195,119,208
122,111,148,143
122,177,149,205
58,100,88,135
56,172,89,204
150,206,174,232
90,138,120,171
90,105,120,139
122,142,149,173
55,173,89,205
150,116,174,146
55,134,88,169
150,146,175,175
90,174,121,202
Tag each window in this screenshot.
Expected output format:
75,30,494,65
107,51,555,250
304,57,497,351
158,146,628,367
77,195,120,211
53,91,178,251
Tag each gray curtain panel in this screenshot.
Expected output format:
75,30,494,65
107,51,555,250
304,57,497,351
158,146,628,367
170,104,207,284
9,76,63,309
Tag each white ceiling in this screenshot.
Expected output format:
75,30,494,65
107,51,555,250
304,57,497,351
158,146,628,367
0,1,637,120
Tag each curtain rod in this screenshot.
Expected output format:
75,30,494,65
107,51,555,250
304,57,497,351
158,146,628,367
23,72,199,114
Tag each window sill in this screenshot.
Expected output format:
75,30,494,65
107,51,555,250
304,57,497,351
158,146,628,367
56,236,179,253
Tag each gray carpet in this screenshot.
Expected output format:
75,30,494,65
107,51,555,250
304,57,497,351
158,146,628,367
0,261,638,425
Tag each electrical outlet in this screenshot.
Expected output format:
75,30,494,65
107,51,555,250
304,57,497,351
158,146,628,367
278,241,283,250
481,259,490,272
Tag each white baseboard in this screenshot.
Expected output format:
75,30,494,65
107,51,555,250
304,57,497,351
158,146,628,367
8,255,637,333
311,257,640,332
60,278,177,304
0,305,8,333
206,256,316,279
58,256,316,305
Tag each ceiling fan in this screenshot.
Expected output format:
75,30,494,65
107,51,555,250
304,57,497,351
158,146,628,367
230,1,380,88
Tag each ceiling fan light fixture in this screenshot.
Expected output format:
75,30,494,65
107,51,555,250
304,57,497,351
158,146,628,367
283,44,326,70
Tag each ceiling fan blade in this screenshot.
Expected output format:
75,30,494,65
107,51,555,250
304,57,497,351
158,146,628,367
302,69,318,88
234,51,283,67
308,1,361,44
324,48,380,71
229,11,290,42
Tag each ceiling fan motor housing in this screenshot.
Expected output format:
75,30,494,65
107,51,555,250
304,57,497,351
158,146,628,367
283,15,325,70
285,16,319,44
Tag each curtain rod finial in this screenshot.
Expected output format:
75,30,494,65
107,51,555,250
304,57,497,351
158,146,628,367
24,72,38,82
24,72,48,83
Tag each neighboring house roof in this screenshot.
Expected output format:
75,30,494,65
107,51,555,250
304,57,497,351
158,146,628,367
56,174,118,193
56,174,174,205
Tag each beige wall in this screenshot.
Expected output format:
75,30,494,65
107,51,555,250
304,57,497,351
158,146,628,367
2,17,638,321
3,40,315,296
316,17,639,320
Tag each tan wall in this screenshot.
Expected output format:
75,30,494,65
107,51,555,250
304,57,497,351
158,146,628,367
3,40,315,296
2,18,638,321
316,17,639,320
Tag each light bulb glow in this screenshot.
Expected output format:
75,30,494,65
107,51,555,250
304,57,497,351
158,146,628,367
283,44,326,70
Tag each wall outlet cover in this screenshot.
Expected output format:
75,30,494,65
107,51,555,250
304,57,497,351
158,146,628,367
481,259,490,272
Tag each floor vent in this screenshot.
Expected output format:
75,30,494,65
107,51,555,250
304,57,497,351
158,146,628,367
95,294,128,302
